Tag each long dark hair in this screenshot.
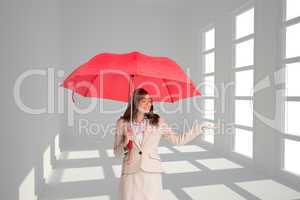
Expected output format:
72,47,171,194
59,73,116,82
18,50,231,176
120,88,160,126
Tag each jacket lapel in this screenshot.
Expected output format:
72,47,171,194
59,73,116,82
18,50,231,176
126,119,151,151
141,119,151,148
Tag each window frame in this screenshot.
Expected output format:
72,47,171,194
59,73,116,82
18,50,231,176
280,0,300,177
201,24,216,144
230,2,255,160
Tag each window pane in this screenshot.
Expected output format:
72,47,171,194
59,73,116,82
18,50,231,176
43,146,52,182
205,28,215,51
284,139,300,175
285,101,300,136
203,128,214,144
204,75,215,96
286,0,300,21
286,62,300,96
235,99,253,127
235,39,254,68
235,69,254,96
234,128,253,158
286,23,300,58
204,52,215,73
204,99,214,120
235,8,254,39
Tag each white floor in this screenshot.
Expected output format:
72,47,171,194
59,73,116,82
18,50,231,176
39,145,300,200
183,184,246,200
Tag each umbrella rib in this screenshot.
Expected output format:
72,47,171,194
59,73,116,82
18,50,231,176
84,75,98,97
162,78,174,103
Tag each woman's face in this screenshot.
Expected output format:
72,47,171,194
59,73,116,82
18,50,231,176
137,94,153,113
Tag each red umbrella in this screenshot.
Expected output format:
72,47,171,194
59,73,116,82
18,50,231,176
61,51,201,103
61,50,201,154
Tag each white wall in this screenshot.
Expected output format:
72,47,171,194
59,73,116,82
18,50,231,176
0,0,62,199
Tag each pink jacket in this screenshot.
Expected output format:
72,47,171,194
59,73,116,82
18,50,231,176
113,116,204,175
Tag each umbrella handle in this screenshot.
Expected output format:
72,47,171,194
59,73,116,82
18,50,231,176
127,140,133,150
72,90,75,103
129,74,134,127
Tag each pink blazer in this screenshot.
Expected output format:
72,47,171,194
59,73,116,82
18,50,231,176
113,116,204,175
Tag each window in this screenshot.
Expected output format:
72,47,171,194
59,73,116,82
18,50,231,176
285,23,300,59
282,0,300,176
235,69,254,96
204,28,215,51
235,8,254,39
234,128,253,158
235,39,254,68
204,75,215,96
285,0,300,21
201,26,215,144
232,7,255,158
284,139,300,175
235,100,253,127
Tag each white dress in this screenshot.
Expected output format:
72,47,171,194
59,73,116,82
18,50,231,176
117,118,163,200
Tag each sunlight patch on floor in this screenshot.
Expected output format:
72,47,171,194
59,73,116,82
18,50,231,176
196,158,243,170
112,165,122,178
172,145,207,153
235,179,300,200
105,149,115,158
163,189,179,200
183,184,246,200
162,161,201,174
61,150,100,160
158,146,174,154
60,166,105,182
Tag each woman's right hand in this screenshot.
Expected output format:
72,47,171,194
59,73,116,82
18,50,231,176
124,125,134,147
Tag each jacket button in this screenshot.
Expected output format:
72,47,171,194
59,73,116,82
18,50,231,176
139,151,142,155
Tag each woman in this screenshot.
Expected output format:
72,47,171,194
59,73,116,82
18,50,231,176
113,88,217,200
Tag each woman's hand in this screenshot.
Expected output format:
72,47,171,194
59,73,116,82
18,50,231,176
124,125,134,148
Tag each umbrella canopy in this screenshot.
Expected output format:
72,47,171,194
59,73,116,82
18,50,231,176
61,51,201,103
